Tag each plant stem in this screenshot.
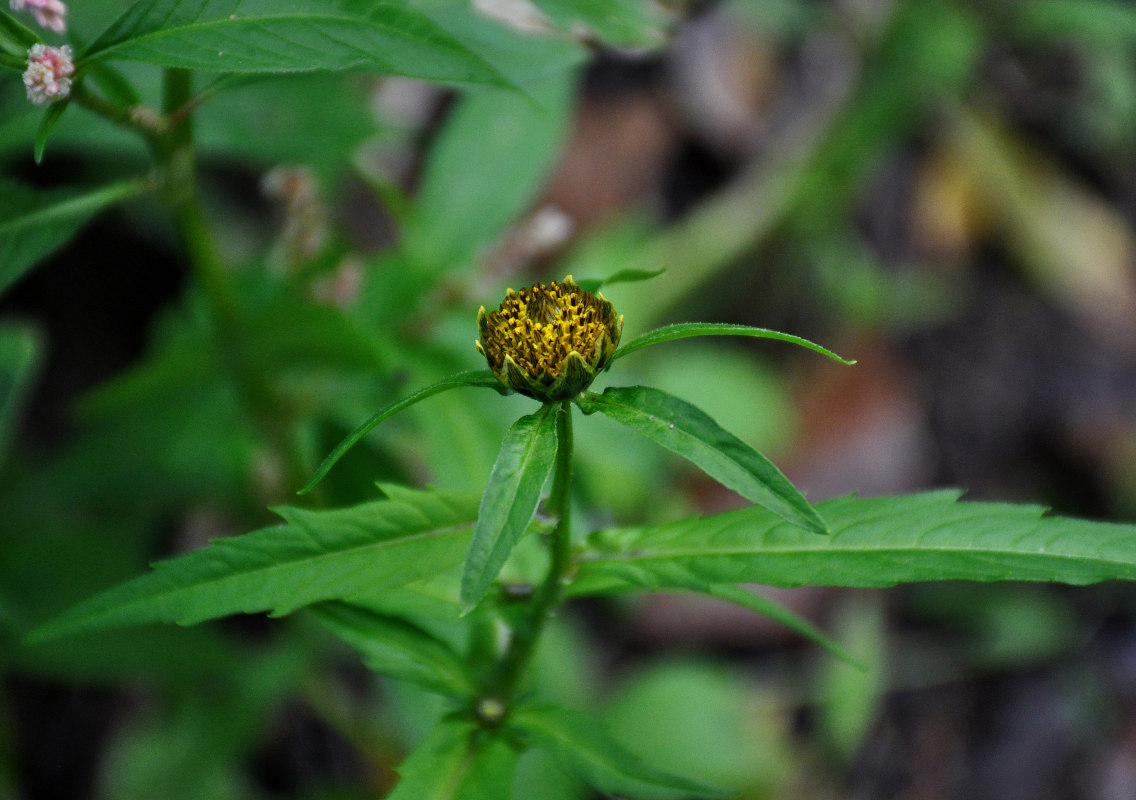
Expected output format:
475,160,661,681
154,68,310,500
483,400,574,710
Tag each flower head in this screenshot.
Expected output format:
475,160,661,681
477,276,622,402
10,0,67,33
23,43,74,105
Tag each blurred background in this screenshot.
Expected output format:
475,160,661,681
5,0,1136,798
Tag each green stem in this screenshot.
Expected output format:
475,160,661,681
154,68,310,500
482,401,574,712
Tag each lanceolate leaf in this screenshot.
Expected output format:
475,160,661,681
461,404,559,613
0,179,150,297
575,267,666,294
566,562,860,666
298,370,506,495
385,717,518,800
0,10,38,54
85,0,507,83
577,385,827,535
308,602,472,696
574,491,1136,593
0,322,40,469
613,322,855,365
28,486,480,642
705,584,863,668
34,99,70,164
514,705,729,800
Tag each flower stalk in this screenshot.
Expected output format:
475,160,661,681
482,399,574,709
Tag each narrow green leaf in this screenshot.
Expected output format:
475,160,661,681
514,705,729,799
614,322,855,365
405,72,575,271
575,490,1136,591
85,0,508,84
532,0,671,49
0,178,150,297
564,558,861,666
1015,0,1136,42
33,99,70,163
298,370,506,495
577,385,827,534
308,602,472,696
385,717,518,800
704,584,864,668
27,486,480,642
575,266,666,294
461,404,559,613
0,322,40,468
0,10,38,54
411,0,586,88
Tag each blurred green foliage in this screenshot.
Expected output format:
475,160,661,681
4,0,1136,798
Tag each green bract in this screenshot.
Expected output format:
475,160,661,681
476,276,623,401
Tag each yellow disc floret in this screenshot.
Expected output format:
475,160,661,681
477,276,623,401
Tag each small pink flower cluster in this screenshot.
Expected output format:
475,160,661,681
23,44,74,105
9,0,67,33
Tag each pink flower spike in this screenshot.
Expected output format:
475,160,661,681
23,44,75,105
9,0,68,34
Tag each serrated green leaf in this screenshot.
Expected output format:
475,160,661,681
461,404,559,613
28,486,480,642
575,266,666,294
84,0,508,83
614,322,855,365
514,705,729,799
386,717,518,800
576,385,827,535
575,491,1136,592
308,601,473,696
0,178,149,296
298,370,506,495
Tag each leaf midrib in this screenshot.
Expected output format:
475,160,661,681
89,13,464,63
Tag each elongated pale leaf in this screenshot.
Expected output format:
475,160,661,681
85,0,506,83
514,705,729,799
575,266,666,294
309,602,472,696
0,179,149,296
406,72,574,271
533,0,671,49
28,486,480,642
566,563,859,665
298,370,506,495
614,322,855,365
705,585,863,667
461,404,559,612
577,385,827,534
386,717,518,800
574,491,1136,593
412,0,586,87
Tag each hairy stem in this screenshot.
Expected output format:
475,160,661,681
483,400,574,711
